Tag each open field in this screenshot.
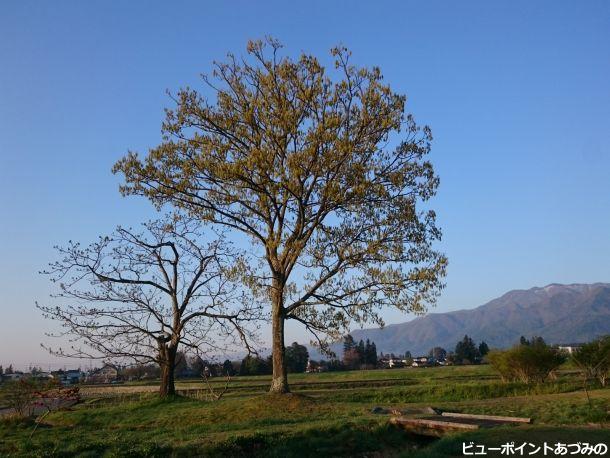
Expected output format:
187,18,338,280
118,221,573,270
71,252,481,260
1,365,608,457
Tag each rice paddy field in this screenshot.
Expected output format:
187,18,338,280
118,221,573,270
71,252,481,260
1,364,608,457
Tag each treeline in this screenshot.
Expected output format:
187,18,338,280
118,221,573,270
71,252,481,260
121,353,236,380
238,342,309,376
103,343,311,380
240,336,383,375
391,335,490,366
450,335,489,364
104,334,610,383
118,332,489,379
342,335,378,369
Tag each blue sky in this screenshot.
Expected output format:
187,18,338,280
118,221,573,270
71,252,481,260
1,1,609,369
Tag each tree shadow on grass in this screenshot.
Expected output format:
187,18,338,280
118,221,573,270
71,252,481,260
197,423,434,458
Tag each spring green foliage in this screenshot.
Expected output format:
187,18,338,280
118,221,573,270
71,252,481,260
572,335,610,386
488,339,567,383
113,38,447,391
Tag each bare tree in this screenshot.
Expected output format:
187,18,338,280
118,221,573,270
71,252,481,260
38,217,260,397
114,38,446,393
202,371,231,401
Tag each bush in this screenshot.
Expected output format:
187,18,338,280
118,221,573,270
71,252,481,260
572,335,610,386
487,351,512,382
2,379,42,417
488,341,566,384
1,378,80,419
239,355,272,376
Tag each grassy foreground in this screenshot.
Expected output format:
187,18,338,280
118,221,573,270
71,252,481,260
1,365,608,457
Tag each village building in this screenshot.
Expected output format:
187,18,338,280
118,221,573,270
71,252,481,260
556,343,583,354
0,372,25,382
411,357,431,367
86,364,119,384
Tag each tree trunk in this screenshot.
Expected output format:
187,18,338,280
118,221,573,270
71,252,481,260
159,346,177,397
270,276,289,394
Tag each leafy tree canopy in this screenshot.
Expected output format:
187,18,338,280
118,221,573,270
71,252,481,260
113,38,446,392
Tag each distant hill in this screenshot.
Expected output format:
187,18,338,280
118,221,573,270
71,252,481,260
312,283,610,358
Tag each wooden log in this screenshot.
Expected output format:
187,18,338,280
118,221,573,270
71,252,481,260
389,406,441,416
441,412,531,424
390,417,479,437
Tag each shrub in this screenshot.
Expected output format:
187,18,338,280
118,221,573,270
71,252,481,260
488,341,566,384
572,335,610,386
487,351,513,382
1,378,80,420
2,379,41,417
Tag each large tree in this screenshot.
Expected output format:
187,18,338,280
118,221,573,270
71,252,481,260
38,218,260,397
114,38,446,393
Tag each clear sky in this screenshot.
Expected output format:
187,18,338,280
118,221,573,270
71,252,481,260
1,1,609,369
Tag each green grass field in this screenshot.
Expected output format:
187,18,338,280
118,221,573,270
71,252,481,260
1,365,608,457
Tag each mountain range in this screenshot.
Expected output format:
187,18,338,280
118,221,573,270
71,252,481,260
313,283,610,358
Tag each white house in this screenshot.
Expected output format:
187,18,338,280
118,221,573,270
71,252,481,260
557,344,582,355
411,357,430,367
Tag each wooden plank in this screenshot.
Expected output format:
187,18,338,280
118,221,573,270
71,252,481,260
390,417,479,437
393,418,480,430
441,412,531,424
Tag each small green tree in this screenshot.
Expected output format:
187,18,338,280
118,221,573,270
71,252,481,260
488,340,566,384
478,341,489,357
487,350,512,382
572,336,610,387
